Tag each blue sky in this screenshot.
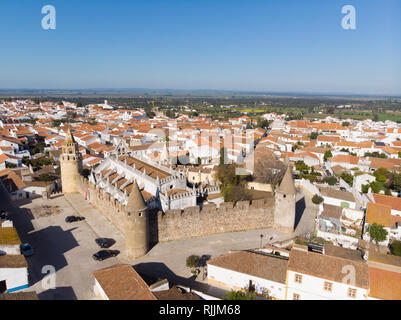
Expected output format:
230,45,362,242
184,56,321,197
0,0,400,95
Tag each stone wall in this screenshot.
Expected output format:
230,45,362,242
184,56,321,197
77,176,128,233
77,176,275,244
155,199,275,242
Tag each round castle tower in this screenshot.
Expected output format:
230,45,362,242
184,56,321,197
273,164,296,234
60,128,83,194
124,180,149,259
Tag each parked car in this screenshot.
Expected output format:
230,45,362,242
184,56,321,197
95,238,115,249
0,210,10,221
65,216,85,223
20,243,33,257
92,250,120,261
340,187,347,192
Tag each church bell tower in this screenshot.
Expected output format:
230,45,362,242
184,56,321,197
60,128,82,193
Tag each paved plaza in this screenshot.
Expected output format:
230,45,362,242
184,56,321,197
1,185,317,299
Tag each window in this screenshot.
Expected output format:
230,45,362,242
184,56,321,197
323,281,333,292
348,288,357,298
293,293,300,300
294,274,302,284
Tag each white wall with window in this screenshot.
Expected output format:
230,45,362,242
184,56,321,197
286,270,368,300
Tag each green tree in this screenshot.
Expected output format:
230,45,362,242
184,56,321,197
295,161,309,174
374,168,389,180
215,164,250,202
324,150,333,162
367,223,388,245
361,184,370,193
342,121,350,127
256,118,270,129
390,240,401,257
324,176,337,186
224,290,256,300
309,132,319,140
370,181,384,193
186,255,200,269
312,194,324,205
219,147,228,166
340,173,353,186
392,173,401,192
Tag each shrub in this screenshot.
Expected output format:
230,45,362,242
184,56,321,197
312,194,324,205
224,290,256,300
390,240,401,257
186,255,200,269
324,176,337,186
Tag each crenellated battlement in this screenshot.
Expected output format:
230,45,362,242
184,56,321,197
156,198,275,242
78,174,277,244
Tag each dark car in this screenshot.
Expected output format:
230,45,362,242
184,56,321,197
0,210,10,221
92,250,120,261
340,187,347,192
65,216,85,223
95,238,115,248
20,243,33,257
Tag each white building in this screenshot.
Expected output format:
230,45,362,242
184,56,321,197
0,255,29,293
207,249,288,300
287,244,369,300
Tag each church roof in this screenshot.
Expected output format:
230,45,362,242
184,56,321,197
126,180,147,212
277,165,296,195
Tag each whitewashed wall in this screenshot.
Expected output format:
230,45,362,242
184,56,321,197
0,267,28,292
287,270,368,300
207,264,286,300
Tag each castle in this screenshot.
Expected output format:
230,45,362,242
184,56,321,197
60,130,297,260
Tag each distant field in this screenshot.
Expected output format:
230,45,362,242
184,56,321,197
240,109,266,113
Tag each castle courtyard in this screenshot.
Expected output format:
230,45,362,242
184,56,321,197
2,188,317,300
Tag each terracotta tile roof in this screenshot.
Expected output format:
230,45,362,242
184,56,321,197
372,193,401,212
0,255,27,268
319,186,355,202
208,250,288,284
369,267,401,300
0,168,26,191
366,202,391,227
153,286,202,300
92,264,157,300
329,154,359,165
321,204,343,219
288,248,369,289
0,292,39,300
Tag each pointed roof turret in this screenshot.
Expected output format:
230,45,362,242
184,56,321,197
65,127,75,144
126,180,147,213
277,165,296,195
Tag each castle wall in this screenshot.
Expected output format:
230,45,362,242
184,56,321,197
156,199,275,242
77,176,128,233
77,176,275,244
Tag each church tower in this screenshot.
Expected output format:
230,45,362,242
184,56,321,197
124,180,149,259
274,164,296,234
60,128,83,193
